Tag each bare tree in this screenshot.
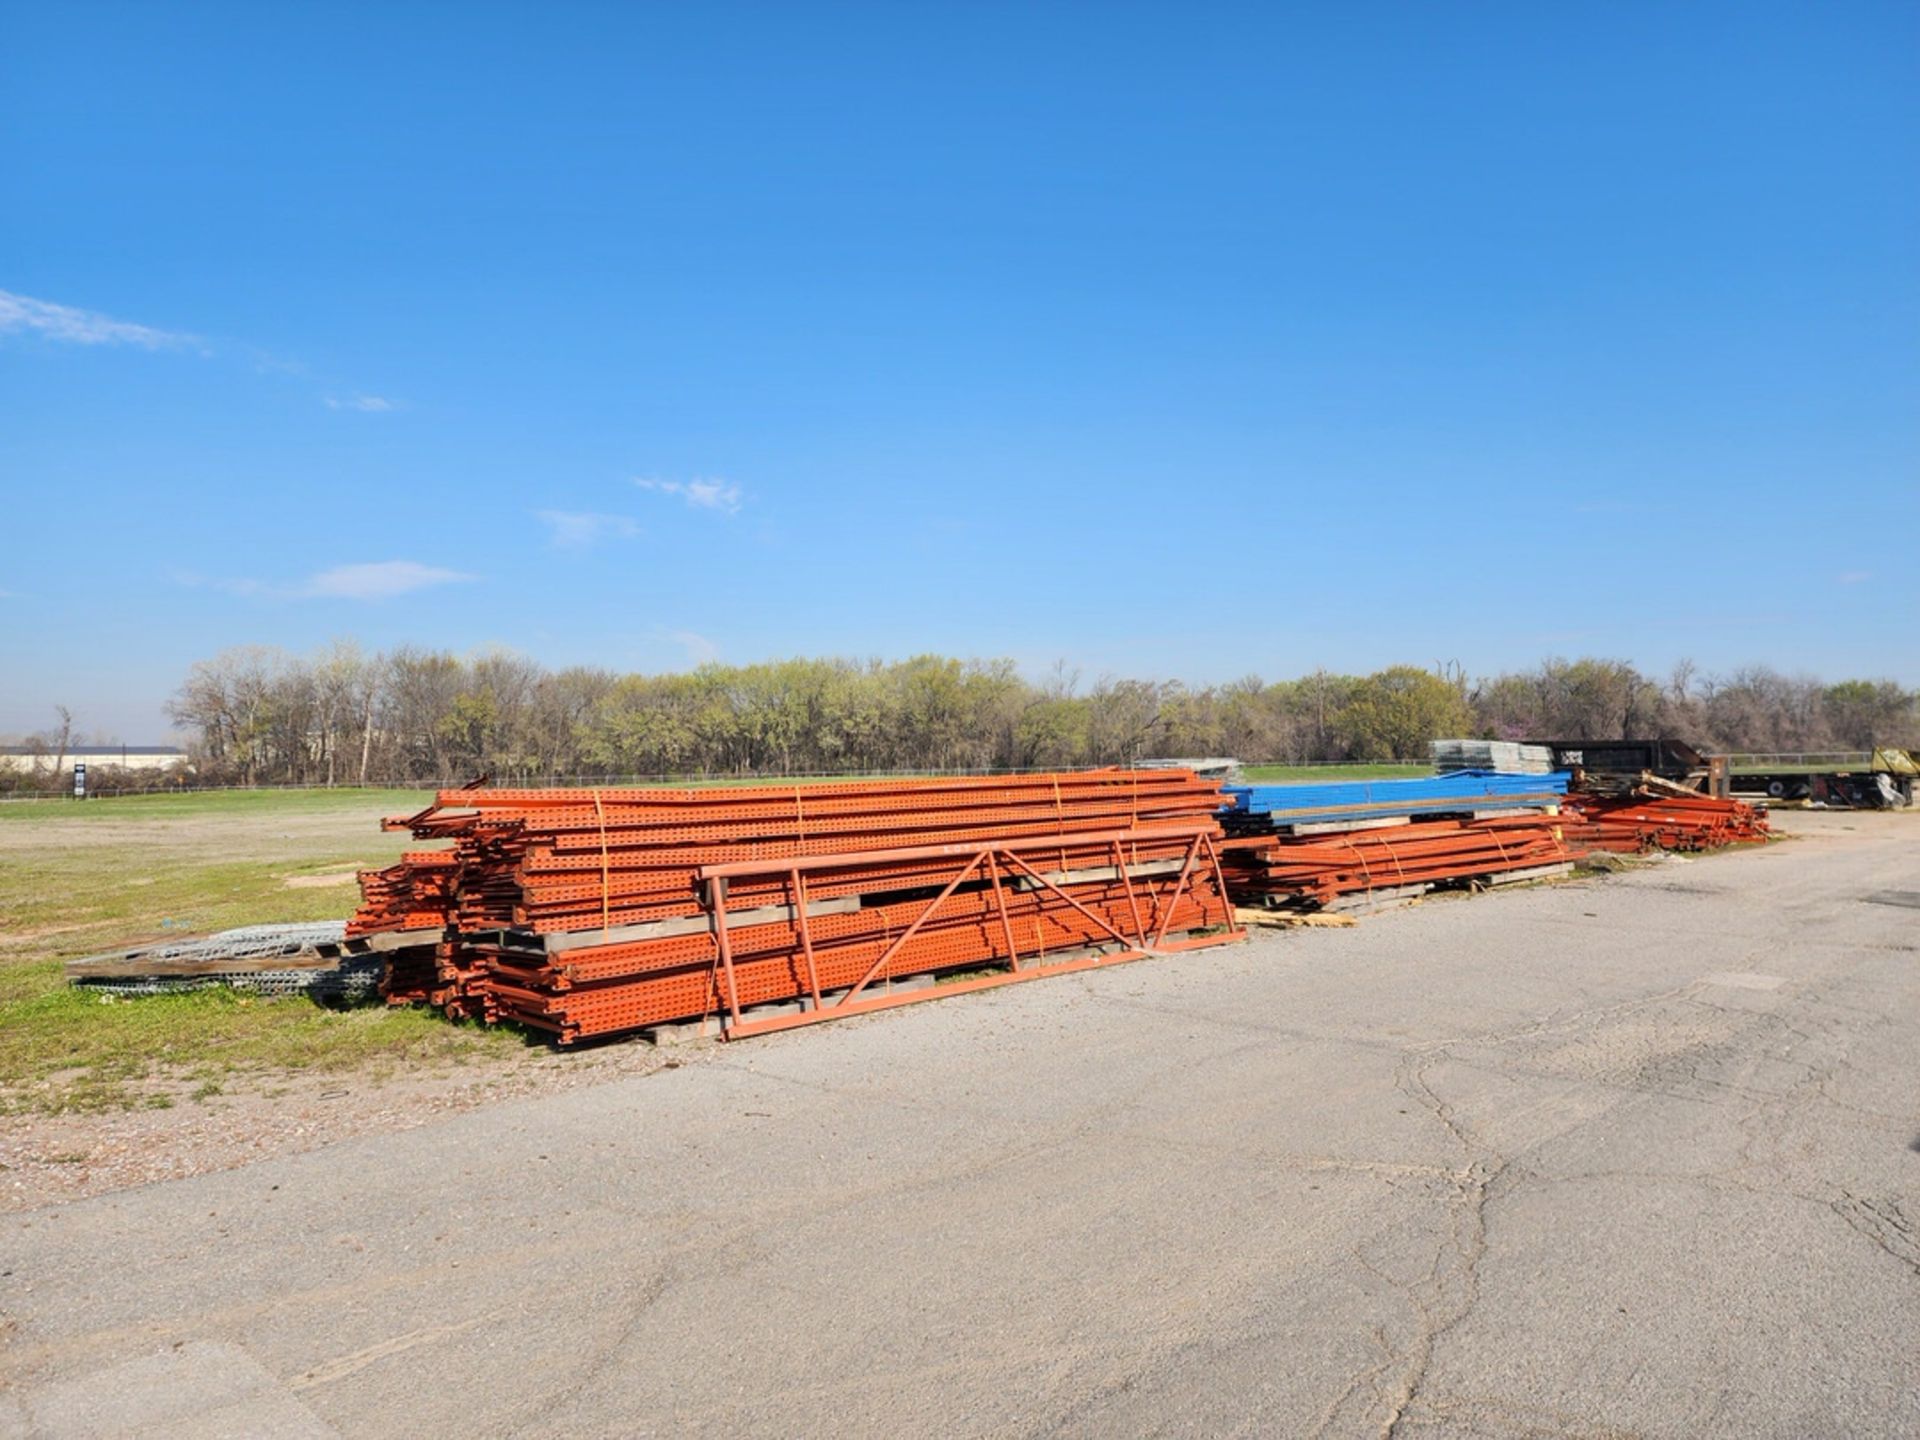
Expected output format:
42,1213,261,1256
49,705,72,780
156,642,1918,785
1668,658,1697,705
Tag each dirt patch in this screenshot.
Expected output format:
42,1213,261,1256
0,808,402,857
284,872,361,889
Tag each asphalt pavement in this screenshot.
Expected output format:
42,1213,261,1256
3,811,1916,1438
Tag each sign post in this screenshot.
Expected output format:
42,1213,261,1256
72,763,87,800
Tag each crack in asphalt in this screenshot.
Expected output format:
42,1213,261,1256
1374,1047,1507,1439
1830,1192,1920,1278
1346,959,1918,1436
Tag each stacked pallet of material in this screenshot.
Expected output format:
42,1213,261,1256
1430,739,1554,775
349,771,1238,1043
1220,770,1568,834
1222,815,1579,908
1560,792,1770,853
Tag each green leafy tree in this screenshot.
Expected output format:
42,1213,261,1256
1338,666,1472,760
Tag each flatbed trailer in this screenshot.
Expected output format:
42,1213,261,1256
1727,749,1917,807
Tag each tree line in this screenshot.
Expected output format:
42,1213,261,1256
8,644,1917,792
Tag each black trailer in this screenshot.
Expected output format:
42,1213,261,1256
1530,738,1718,792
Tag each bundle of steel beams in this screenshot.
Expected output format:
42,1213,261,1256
1220,770,1569,831
1221,815,1579,908
1559,792,1770,852
350,770,1241,1042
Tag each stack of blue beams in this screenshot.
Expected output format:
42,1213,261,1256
1222,770,1571,827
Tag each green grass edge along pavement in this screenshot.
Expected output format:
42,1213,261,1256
0,787,522,1116
0,771,1430,1115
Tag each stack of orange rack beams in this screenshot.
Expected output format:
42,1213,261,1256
1222,815,1580,908
1560,792,1770,853
346,851,458,936
350,770,1241,1043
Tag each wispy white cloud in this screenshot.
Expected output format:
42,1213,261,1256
1836,570,1872,585
0,288,194,349
668,629,719,665
634,476,744,515
683,480,741,513
301,561,472,599
178,560,473,601
2,290,400,407
534,510,643,548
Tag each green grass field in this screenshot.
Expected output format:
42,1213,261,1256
0,786,432,822
0,787,520,1115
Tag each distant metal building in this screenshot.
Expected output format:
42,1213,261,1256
0,744,188,775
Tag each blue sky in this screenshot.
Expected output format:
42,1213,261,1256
2,2,1916,739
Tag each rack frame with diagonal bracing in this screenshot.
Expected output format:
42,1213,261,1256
698,824,1240,1038
349,768,1244,1044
